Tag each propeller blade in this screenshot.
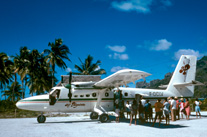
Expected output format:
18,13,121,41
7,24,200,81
68,72,72,102
61,75,63,85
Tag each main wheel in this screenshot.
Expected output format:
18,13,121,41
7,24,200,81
99,114,109,123
90,112,98,120
37,115,46,123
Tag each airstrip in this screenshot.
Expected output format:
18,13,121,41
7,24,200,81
0,112,206,137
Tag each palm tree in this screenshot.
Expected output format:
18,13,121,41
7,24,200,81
26,49,44,95
1,81,22,102
26,53,53,95
13,46,30,99
44,38,71,87
73,55,106,75
0,52,13,90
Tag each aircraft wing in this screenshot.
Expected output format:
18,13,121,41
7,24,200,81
94,69,151,88
173,80,204,87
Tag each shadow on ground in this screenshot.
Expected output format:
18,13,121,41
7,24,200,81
40,115,190,129
109,115,188,129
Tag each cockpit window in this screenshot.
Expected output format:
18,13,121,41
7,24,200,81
49,89,60,105
52,89,60,98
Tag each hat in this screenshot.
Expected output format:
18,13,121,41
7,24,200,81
174,96,178,99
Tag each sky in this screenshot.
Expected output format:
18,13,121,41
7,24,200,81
1,0,207,89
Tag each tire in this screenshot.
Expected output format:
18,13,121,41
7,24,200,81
99,114,109,123
90,112,98,120
37,115,46,123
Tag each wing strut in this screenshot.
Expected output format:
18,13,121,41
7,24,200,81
93,90,107,115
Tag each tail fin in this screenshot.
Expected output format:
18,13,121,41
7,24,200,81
166,55,197,97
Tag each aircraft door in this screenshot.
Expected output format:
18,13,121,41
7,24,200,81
114,90,124,110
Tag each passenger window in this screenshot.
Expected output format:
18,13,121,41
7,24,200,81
124,92,128,96
80,95,84,97
74,95,78,97
105,92,109,97
86,94,90,97
92,93,96,97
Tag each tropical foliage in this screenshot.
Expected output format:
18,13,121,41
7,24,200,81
73,55,106,75
44,38,71,87
0,38,71,101
0,52,13,89
1,82,22,101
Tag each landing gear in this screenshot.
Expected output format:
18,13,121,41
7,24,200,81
90,112,99,120
99,113,109,123
37,114,46,123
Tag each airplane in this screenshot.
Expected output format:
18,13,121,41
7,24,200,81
16,55,204,123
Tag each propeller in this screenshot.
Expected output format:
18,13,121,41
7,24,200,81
68,72,72,102
65,72,72,102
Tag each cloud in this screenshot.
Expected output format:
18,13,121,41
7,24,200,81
111,66,128,72
94,66,100,71
111,0,153,13
65,67,72,72
111,0,172,13
138,39,172,51
150,39,172,51
174,49,202,60
109,53,129,60
107,45,126,53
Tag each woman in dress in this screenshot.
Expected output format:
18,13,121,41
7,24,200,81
185,98,191,120
179,98,185,119
163,98,170,125
194,98,202,118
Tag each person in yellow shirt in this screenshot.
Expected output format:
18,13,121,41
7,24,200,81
152,99,163,127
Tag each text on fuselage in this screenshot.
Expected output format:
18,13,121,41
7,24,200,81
149,92,163,96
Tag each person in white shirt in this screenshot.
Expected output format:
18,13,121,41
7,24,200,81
194,98,202,118
125,101,131,119
170,97,177,121
141,96,146,106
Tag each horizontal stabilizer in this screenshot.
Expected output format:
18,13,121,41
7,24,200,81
159,84,168,88
173,80,204,87
136,93,149,96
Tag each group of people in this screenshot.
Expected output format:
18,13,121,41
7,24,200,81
114,96,202,127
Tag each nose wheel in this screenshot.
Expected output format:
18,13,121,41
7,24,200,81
99,113,109,123
37,114,46,123
90,112,99,120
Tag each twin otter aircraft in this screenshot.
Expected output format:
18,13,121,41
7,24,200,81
16,55,203,123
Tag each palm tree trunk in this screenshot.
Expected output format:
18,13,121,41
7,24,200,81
12,73,17,102
4,85,6,100
52,64,55,88
21,80,24,99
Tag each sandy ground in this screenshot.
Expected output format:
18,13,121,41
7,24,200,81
0,112,206,137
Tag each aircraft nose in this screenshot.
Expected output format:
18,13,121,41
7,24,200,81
16,100,28,110
16,100,23,109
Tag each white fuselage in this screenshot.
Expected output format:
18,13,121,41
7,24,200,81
16,86,186,113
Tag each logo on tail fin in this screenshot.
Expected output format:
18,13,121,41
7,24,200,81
179,64,190,75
